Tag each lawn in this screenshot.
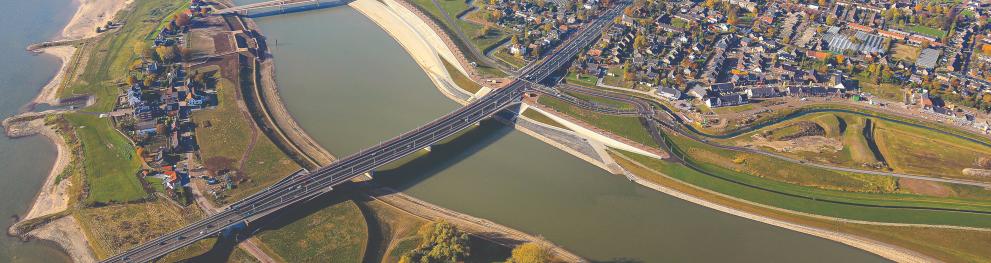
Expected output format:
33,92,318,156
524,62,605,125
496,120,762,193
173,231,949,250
564,71,598,87
360,200,428,263
610,152,991,262
64,113,146,204
857,78,906,102
874,120,991,181
909,25,947,39
521,108,570,131
711,103,756,115
410,0,507,52
75,200,207,259
537,95,658,147
257,199,368,262
564,91,636,111
892,44,922,62
493,48,527,69
617,143,991,228
191,75,300,203
443,58,481,94
601,66,633,88
842,115,881,164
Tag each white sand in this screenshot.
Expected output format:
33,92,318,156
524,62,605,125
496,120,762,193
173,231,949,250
62,0,134,40
23,126,72,221
28,216,97,263
34,46,76,105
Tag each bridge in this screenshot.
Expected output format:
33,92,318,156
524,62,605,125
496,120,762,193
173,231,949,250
213,0,346,15
102,2,627,262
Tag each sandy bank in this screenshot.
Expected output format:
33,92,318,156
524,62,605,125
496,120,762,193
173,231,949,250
23,126,72,221
33,46,76,105
28,216,97,263
348,0,469,92
62,0,134,40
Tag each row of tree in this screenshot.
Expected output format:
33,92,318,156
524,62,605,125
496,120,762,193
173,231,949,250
399,221,554,263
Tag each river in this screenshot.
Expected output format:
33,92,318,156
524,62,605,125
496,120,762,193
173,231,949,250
0,0,76,262
242,4,890,262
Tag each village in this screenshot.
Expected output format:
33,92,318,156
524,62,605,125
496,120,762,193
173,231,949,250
561,0,991,133
111,0,230,205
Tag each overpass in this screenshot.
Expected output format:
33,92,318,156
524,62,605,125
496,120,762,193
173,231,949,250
213,0,346,15
101,1,627,262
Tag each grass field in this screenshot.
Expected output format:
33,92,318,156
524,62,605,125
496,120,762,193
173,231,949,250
874,120,991,181
75,200,207,259
565,72,598,87
521,108,569,130
191,76,300,203
842,115,881,164
711,103,756,115
442,59,481,94
854,76,905,103
892,44,922,62
565,91,636,111
909,25,948,38
410,0,506,52
360,200,428,263
601,66,633,88
610,152,991,262
493,48,527,69
257,199,368,262
618,143,991,228
537,95,657,147
64,113,146,204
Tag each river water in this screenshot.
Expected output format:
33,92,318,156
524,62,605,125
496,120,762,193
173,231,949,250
0,0,76,262
243,4,889,262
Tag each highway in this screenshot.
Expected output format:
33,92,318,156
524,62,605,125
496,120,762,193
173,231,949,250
101,2,628,262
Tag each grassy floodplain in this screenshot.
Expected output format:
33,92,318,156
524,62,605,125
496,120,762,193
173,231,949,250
256,198,369,262
56,0,191,205
732,112,991,185
610,152,991,262
538,95,657,147
75,199,209,259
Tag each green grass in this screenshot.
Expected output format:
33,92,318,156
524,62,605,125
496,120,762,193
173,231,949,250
521,108,569,131
618,144,991,228
564,72,598,87
442,58,481,94
191,78,252,164
611,152,991,262
411,0,507,52
842,116,880,164
537,95,657,147
493,48,527,69
909,25,947,38
874,120,991,181
602,66,632,88
711,104,756,115
565,91,636,111
257,200,368,262
388,237,422,261
146,177,166,193
671,17,690,29
65,114,146,204
892,44,922,62
75,200,207,259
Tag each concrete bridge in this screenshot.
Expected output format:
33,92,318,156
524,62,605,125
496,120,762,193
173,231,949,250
214,0,349,15
101,1,627,262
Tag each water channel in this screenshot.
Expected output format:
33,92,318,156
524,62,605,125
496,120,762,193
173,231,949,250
0,0,76,262
243,3,890,262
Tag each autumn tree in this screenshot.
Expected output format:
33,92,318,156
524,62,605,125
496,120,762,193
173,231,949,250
126,75,138,86
155,45,179,63
174,13,191,28
400,222,471,263
506,243,550,263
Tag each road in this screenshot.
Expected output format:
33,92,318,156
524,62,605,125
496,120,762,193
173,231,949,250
101,2,628,262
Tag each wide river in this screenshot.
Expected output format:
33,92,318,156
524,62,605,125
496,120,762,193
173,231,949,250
243,3,889,262
0,0,75,262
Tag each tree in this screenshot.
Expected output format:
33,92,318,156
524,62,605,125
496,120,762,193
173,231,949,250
143,76,155,87
507,243,550,263
126,75,139,86
402,222,471,263
174,13,191,28
727,9,738,25
155,45,179,63
633,33,647,50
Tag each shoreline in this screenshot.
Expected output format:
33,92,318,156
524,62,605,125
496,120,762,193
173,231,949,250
347,0,953,262
15,0,135,262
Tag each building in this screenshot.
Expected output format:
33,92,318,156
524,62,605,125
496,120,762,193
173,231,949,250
746,87,780,98
706,94,749,108
657,87,682,100
915,48,942,70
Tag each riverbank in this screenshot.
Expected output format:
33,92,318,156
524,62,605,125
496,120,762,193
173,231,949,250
14,0,135,261
348,0,963,262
